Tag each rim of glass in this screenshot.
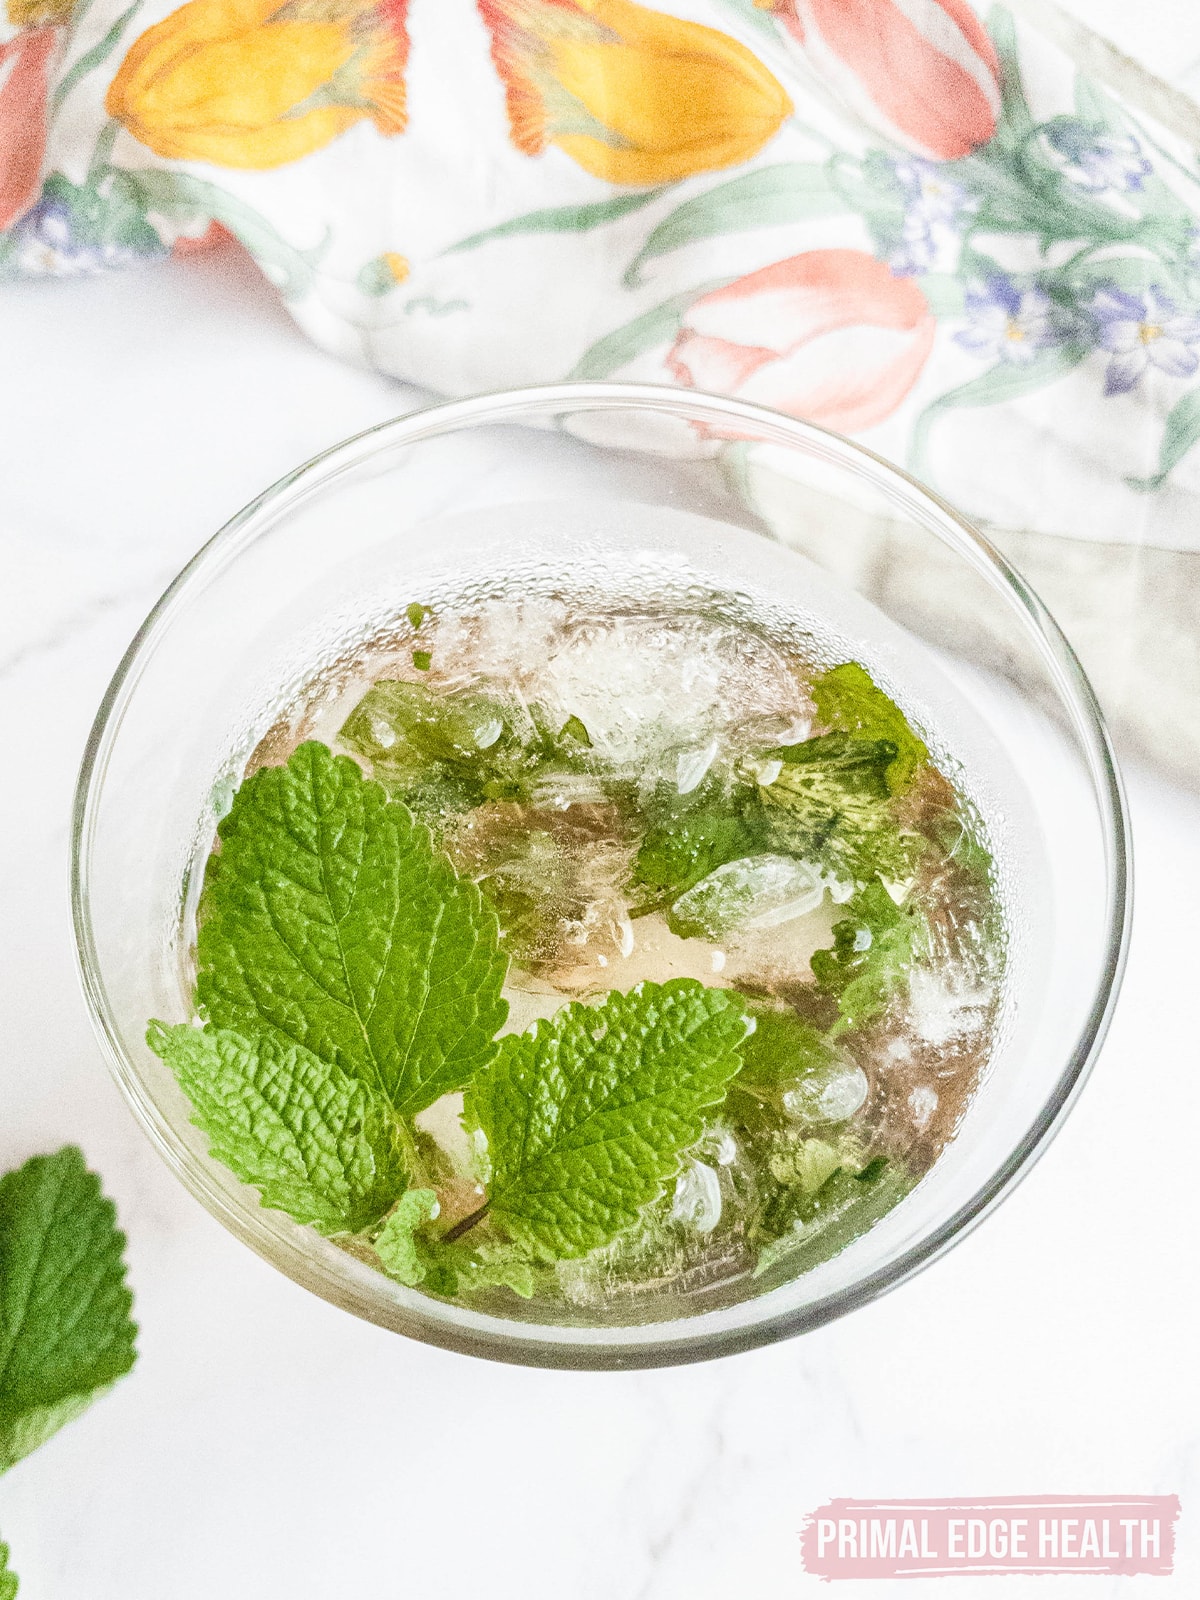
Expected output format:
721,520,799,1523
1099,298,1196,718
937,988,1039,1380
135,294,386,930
71,380,1132,1369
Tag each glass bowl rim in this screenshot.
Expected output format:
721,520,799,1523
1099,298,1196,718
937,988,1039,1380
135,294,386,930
70,379,1132,1369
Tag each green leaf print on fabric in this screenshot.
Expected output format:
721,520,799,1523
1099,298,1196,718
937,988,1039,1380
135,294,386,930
1127,388,1200,492
910,344,1090,481
568,283,728,379
623,163,847,285
444,191,669,255
125,170,327,298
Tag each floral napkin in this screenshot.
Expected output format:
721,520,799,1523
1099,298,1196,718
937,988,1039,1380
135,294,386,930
3,0,1199,772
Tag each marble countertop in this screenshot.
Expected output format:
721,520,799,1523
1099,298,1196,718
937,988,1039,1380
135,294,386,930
2,244,1198,1599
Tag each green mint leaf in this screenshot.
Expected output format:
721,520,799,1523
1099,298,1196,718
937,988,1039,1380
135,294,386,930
559,714,592,749
758,732,917,882
421,1237,538,1300
374,1194,538,1299
768,1136,843,1196
148,1023,407,1234
810,880,927,1033
197,742,508,1117
406,602,428,629
412,650,432,672
735,1004,840,1089
0,1148,137,1473
0,1540,17,1599
633,794,765,907
466,979,750,1262
753,1158,915,1279
811,662,929,795
339,680,508,786
374,1189,439,1285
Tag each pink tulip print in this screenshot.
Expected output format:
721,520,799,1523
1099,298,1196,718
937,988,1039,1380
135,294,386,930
763,0,1001,159
668,249,936,434
0,27,56,232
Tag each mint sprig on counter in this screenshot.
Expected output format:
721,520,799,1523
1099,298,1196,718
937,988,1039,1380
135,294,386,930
0,1146,138,1590
197,741,508,1118
0,1147,137,1475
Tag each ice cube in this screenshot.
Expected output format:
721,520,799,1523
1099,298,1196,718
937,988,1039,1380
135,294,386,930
535,612,805,773
907,968,993,1046
671,1160,723,1234
671,854,827,939
674,738,719,795
909,1084,938,1130
782,1061,869,1125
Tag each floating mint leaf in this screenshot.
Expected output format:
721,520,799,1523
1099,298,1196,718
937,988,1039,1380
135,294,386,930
148,1023,407,1235
810,880,927,1034
758,732,916,882
465,980,750,1263
374,1194,537,1299
406,602,428,630
0,1148,137,1474
374,1189,439,1285
633,792,766,907
735,1005,841,1089
812,661,928,795
197,742,508,1117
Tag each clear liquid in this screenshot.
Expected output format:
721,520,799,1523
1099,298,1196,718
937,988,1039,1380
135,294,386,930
224,504,1032,1326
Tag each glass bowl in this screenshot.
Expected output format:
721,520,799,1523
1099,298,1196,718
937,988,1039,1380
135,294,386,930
71,382,1130,1369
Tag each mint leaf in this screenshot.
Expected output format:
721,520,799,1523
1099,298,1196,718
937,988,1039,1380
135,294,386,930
812,662,928,794
421,1237,538,1300
0,1540,16,1599
148,1023,407,1234
758,733,916,881
735,1005,840,1089
374,1189,439,1285
465,980,750,1262
375,1194,538,1299
811,880,927,1033
633,791,765,906
0,1148,137,1473
339,680,592,810
197,742,508,1118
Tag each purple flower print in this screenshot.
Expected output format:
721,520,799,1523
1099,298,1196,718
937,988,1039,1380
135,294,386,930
1044,119,1152,196
887,157,979,276
1090,285,1200,395
2,173,166,280
956,275,1059,366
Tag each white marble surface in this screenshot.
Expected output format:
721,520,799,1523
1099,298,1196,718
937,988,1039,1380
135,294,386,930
2,245,1199,1598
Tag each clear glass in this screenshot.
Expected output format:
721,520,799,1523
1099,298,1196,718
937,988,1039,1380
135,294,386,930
71,383,1130,1369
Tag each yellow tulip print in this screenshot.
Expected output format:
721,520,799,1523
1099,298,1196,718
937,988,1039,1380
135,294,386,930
480,0,793,185
105,0,790,177
106,0,409,167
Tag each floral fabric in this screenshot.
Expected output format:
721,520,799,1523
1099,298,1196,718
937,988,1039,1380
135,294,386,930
6,0,1200,551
